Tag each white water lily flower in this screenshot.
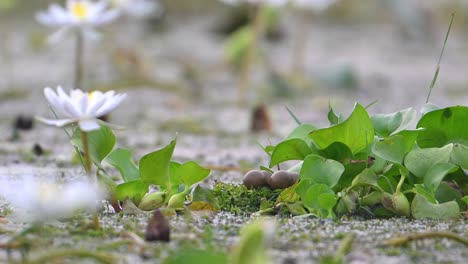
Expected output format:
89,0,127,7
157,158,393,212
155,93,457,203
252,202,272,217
109,0,162,18
290,0,337,11
219,0,288,7
37,86,126,132
36,0,119,41
0,176,102,221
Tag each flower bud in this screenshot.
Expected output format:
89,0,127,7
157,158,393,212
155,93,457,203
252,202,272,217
167,192,187,209
382,192,410,217
139,192,166,211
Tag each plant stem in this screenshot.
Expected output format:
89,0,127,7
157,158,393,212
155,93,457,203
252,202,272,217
291,10,309,76
80,130,92,178
382,231,468,246
74,29,84,90
426,13,454,104
238,5,264,105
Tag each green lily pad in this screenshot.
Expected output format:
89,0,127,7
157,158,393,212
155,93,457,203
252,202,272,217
411,194,460,220
417,106,468,148
269,138,312,168
423,163,457,192
300,154,345,188
371,108,417,138
310,103,374,155
372,135,407,165
176,161,211,188
404,144,452,178
105,148,139,182
116,180,149,205
140,138,176,186
71,125,116,167
351,168,382,191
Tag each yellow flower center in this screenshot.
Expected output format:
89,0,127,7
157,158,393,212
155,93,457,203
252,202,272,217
71,2,89,20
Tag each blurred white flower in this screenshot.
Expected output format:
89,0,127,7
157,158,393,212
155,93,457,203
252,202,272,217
0,176,102,221
110,0,162,18
290,0,337,11
36,0,119,41
219,0,288,7
37,86,126,132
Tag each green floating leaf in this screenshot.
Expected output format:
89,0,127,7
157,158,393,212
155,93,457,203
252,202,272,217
71,125,116,167
301,183,336,217
269,139,312,168
417,106,468,148
116,180,149,205
435,182,464,208
318,142,353,162
413,184,437,204
423,163,457,192
371,108,417,138
285,124,316,144
404,144,452,178
372,135,407,165
105,148,139,182
451,143,468,170
411,194,460,220
300,154,345,188
176,161,211,188
140,138,176,186
351,168,382,191
310,103,374,155
169,161,182,186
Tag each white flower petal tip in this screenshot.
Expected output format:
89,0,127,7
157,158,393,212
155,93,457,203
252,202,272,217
39,86,126,131
36,0,119,40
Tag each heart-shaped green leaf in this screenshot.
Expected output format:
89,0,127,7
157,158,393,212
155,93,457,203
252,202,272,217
417,106,468,148
423,163,457,192
404,144,452,178
300,155,345,188
106,148,139,182
371,108,417,138
71,125,116,167
140,138,176,186
270,138,313,167
116,180,149,205
310,103,374,155
175,161,211,188
411,194,460,219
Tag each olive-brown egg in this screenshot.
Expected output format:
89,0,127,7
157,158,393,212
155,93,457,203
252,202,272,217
243,170,272,189
268,171,299,190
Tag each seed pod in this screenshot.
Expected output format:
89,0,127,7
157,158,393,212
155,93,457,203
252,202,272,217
243,170,271,189
382,192,410,217
167,192,187,209
268,171,299,190
145,209,170,242
139,192,166,211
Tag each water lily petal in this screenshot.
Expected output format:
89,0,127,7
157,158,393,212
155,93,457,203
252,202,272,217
95,93,126,117
79,119,101,131
36,117,76,127
44,87,63,110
